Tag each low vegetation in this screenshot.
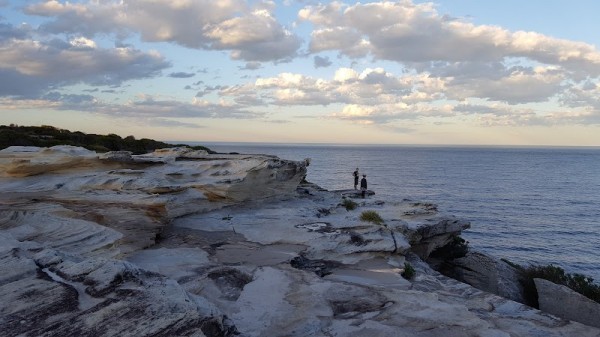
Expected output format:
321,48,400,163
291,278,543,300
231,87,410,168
516,263,600,307
0,124,214,154
401,262,415,280
429,235,469,259
341,198,358,211
359,210,384,225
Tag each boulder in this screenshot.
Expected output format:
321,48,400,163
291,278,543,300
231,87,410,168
535,278,600,328
435,252,525,304
404,217,471,259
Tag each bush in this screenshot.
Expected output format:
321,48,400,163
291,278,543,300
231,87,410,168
519,264,600,307
359,210,384,225
341,198,357,211
429,235,469,259
401,262,415,280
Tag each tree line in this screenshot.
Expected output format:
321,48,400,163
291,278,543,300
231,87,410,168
0,124,214,154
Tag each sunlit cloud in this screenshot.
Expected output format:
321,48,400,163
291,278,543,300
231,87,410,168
25,0,301,62
1,0,600,144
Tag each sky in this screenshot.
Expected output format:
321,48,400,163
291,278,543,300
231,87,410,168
1,0,600,146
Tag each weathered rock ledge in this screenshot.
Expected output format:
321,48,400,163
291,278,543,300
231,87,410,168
1,146,598,336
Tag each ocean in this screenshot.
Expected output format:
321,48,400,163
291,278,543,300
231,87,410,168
196,143,600,281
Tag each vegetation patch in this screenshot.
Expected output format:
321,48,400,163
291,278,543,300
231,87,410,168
401,262,415,280
359,210,384,225
0,124,214,154
348,232,367,246
429,235,469,259
516,263,600,307
341,198,358,211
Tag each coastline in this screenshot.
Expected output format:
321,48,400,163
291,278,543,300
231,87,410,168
0,145,598,336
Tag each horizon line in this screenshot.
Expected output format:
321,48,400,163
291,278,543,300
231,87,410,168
167,140,600,149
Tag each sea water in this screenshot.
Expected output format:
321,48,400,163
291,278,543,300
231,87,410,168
197,143,600,281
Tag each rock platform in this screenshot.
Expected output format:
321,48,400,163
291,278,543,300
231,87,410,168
0,146,598,336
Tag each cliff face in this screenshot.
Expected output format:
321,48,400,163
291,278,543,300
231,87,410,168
0,146,598,337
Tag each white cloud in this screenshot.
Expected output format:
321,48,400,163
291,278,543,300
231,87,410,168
25,0,301,62
0,31,169,97
299,1,600,76
222,67,426,110
446,65,566,104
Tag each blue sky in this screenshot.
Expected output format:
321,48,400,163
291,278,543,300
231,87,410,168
1,0,600,146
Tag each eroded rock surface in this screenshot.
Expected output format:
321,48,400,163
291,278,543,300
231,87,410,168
1,146,599,336
433,251,526,304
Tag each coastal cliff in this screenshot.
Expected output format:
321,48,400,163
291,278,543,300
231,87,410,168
0,146,598,336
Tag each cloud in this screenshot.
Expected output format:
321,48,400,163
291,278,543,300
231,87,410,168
222,67,425,108
26,0,302,62
451,102,600,126
0,27,170,97
168,72,196,78
0,92,265,130
240,62,262,70
205,9,302,61
140,118,205,129
445,65,566,104
218,64,599,127
313,55,332,68
560,82,600,109
0,20,31,40
330,102,452,125
299,2,600,77
99,96,264,120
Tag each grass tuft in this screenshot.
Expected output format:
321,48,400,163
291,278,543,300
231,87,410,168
359,210,384,225
341,198,358,211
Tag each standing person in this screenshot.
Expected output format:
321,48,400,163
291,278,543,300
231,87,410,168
353,168,359,190
360,174,367,198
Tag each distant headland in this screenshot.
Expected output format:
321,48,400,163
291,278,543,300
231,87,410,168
0,124,214,154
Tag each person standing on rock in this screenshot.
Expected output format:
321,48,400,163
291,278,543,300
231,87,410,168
353,168,359,189
360,174,367,198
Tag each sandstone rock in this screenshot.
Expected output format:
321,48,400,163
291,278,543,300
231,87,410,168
0,145,98,177
0,237,235,337
535,278,600,328
435,251,525,304
402,216,471,259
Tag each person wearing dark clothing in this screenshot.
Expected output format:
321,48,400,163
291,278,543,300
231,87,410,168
353,168,359,189
360,174,367,198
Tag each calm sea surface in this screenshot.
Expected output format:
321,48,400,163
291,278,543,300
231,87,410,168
196,143,600,281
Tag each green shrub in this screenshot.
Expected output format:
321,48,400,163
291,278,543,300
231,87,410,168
341,198,358,211
519,264,600,307
359,210,384,225
401,262,415,280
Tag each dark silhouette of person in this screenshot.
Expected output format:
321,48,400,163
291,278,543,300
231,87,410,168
360,174,367,198
353,168,359,189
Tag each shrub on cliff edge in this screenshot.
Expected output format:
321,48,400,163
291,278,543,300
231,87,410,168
518,264,600,307
360,210,384,225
